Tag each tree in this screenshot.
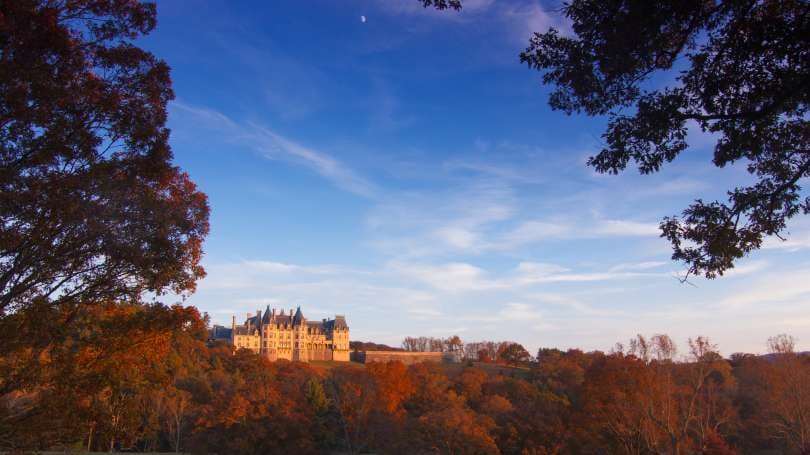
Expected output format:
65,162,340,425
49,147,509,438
760,335,810,452
733,346,807,453
411,406,499,455
683,337,738,452
519,0,810,279
498,342,531,365
420,0,462,10
531,348,588,402
367,361,415,414
577,353,654,454
304,377,329,416
327,366,377,454
162,388,191,453
609,335,738,455
0,0,209,320
444,335,464,354
0,302,208,452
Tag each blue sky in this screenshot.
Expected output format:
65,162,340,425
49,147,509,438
145,0,810,355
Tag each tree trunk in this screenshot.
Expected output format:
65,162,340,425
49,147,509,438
86,423,94,452
175,414,181,453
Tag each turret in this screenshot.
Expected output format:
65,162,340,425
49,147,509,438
262,305,271,325
293,306,304,325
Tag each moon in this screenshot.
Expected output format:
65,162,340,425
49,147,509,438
360,15,367,23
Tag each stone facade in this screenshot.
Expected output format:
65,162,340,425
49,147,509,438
219,306,350,362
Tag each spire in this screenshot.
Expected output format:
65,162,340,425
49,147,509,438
262,305,271,324
293,306,304,325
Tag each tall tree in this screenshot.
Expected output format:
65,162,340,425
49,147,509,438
498,342,531,365
519,0,810,279
0,0,209,319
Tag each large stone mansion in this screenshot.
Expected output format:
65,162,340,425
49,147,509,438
210,306,350,362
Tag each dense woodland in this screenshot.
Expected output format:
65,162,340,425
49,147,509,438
1,302,808,454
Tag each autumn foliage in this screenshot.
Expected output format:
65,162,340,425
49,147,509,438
1,2,210,450
0,0,210,321
1,304,808,454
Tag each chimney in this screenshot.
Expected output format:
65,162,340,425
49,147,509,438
247,312,252,321
290,308,293,316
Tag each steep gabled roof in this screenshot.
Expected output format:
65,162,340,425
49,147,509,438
293,306,305,325
333,315,348,329
324,315,348,330
211,325,232,340
233,326,252,335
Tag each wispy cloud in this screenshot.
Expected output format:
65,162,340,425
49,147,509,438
461,302,546,323
594,219,660,237
756,219,810,255
608,261,669,272
247,124,377,197
488,217,660,252
367,180,515,257
718,269,810,309
501,1,573,42
389,260,668,294
171,101,376,197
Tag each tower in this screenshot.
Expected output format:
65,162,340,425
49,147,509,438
292,306,308,361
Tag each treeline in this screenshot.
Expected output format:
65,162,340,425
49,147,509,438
402,336,532,364
2,303,809,454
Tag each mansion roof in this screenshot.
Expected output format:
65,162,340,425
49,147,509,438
227,306,348,336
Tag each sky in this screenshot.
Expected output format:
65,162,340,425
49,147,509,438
142,0,810,356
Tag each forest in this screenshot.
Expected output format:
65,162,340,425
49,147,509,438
2,302,808,454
